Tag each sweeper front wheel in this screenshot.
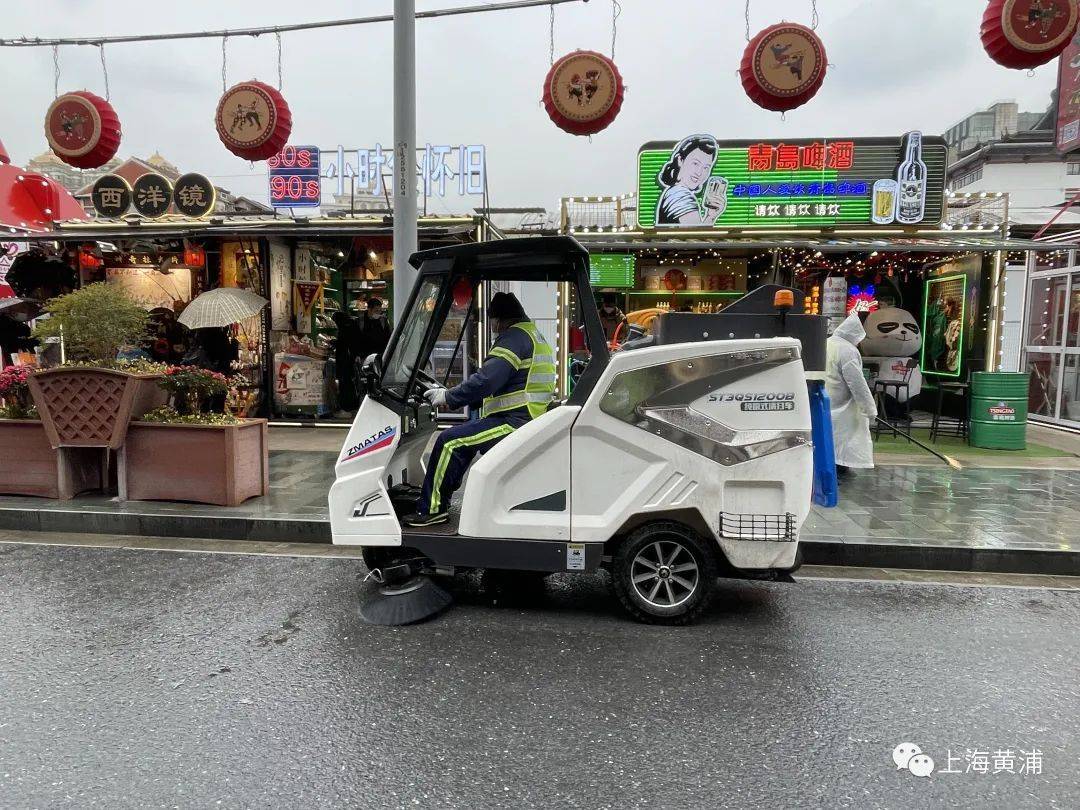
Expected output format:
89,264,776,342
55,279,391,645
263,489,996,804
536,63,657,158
611,522,718,625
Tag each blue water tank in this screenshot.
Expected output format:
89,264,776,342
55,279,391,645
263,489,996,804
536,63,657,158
808,380,838,508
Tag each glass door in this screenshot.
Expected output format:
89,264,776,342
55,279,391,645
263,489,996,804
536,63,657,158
1022,270,1076,425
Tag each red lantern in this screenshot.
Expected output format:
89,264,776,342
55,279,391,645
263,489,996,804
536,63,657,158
740,23,827,112
44,91,122,169
215,80,292,161
981,0,1078,69
542,50,625,136
78,243,102,272
183,242,206,269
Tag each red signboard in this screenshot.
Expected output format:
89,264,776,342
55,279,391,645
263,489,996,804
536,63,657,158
1056,33,1080,154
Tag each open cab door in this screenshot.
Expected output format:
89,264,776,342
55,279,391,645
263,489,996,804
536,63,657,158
329,237,610,564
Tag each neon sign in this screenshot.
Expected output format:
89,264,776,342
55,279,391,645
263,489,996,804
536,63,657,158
268,145,321,208
321,144,487,198
637,133,947,230
846,284,879,313
746,141,854,172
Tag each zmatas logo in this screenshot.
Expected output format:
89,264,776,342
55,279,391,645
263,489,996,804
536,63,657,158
342,425,396,461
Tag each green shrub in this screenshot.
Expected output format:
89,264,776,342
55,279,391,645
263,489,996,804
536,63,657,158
32,283,150,363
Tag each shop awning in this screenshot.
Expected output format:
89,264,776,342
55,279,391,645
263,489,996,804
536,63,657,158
17,214,481,241
569,234,1075,252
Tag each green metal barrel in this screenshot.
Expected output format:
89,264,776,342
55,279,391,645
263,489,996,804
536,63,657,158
969,372,1029,450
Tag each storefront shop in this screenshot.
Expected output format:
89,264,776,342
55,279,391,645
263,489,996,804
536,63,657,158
1021,243,1080,428
20,213,484,422
558,131,1067,409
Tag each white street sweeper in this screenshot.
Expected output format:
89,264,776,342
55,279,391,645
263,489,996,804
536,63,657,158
329,237,829,625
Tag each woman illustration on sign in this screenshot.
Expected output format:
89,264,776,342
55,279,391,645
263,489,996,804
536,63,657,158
655,134,726,226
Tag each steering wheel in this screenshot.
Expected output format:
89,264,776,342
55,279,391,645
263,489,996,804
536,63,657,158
413,366,442,390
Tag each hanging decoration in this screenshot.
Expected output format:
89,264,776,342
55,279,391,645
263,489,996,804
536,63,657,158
542,49,625,136
740,22,827,112
980,0,1079,69
44,91,122,169
215,80,292,161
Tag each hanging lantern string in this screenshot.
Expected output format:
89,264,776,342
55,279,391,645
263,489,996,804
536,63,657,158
810,0,819,30
275,30,283,90
549,1,555,65
51,43,59,98
610,0,621,61
221,35,228,92
98,43,110,101
744,0,751,41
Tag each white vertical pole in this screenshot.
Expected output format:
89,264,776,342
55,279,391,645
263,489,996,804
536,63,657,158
392,0,418,324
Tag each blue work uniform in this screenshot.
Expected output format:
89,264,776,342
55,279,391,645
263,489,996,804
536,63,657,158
416,320,557,517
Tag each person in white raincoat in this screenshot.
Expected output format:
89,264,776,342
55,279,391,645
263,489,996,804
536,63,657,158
825,312,876,474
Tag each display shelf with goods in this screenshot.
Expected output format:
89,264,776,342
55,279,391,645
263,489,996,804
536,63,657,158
218,240,268,418
273,240,395,421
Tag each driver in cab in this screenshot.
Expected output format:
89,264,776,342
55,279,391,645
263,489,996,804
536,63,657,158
406,292,557,527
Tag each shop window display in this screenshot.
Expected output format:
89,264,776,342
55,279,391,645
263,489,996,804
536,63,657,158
272,242,392,420
218,242,267,417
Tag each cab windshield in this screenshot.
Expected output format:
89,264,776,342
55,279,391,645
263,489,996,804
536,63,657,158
382,276,444,399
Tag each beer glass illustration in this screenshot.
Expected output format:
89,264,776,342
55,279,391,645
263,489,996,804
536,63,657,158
702,176,728,220
872,179,898,225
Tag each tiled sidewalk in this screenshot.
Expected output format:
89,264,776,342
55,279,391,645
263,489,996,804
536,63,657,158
804,466,1080,553
2,448,1080,572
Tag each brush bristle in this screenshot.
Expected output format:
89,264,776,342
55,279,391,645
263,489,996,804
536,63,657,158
358,576,453,626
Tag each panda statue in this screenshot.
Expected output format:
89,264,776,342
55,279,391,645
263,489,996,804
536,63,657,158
860,306,923,415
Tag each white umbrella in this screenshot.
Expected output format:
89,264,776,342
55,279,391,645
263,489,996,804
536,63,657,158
178,287,269,329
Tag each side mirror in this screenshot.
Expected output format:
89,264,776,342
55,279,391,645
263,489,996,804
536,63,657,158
356,353,383,397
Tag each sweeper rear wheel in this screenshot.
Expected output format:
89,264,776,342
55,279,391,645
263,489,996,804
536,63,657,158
611,521,718,625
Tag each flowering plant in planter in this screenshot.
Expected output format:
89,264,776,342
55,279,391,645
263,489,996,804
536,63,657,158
0,366,37,419
158,366,234,415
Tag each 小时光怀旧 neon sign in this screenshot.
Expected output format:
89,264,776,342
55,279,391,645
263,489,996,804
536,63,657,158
637,132,946,230
322,144,486,197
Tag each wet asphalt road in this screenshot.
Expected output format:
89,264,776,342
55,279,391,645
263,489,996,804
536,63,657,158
1,543,1078,809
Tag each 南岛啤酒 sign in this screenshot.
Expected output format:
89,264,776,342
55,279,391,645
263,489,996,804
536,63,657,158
637,132,947,230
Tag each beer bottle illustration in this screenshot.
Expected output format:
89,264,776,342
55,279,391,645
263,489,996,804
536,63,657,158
895,131,927,225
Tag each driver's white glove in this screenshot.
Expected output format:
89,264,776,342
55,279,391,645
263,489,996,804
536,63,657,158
423,387,448,408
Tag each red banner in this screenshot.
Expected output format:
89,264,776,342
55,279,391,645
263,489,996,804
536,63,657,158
1055,32,1080,154
295,281,322,312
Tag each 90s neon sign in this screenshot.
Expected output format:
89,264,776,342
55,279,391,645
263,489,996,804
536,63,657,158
268,145,321,208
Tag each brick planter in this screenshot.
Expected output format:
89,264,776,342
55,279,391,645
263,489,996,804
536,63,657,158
0,419,103,498
27,367,167,450
119,419,269,506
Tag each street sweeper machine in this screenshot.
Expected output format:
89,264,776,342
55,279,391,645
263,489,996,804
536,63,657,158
329,237,830,625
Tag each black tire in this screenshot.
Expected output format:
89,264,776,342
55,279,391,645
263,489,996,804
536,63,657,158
611,521,719,625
